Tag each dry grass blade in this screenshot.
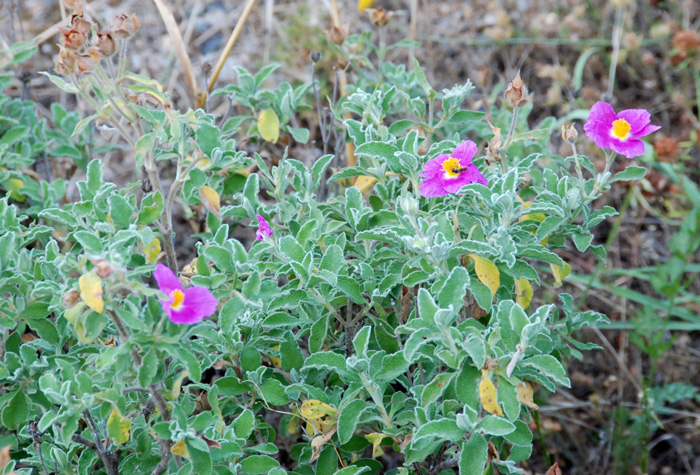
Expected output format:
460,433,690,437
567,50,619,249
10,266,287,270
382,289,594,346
205,0,259,101
151,0,199,105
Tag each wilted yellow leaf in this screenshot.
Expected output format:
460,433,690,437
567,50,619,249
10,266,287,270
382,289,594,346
269,345,281,369
198,185,221,218
287,407,301,435
143,237,161,264
310,426,336,462
301,400,338,420
358,0,374,12
172,439,189,457
550,261,571,288
479,369,503,416
515,278,533,308
79,271,104,313
258,108,280,143
516,381,539,409
469,254,500,296
354,175,377,193
365,432,387,458
106,407,131,445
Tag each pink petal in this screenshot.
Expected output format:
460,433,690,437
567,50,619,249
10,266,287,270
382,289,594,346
451,140,477,163
463,166,488,186
420,177,448,197
443,176,470,193
583,118,613,150
420,154,449,178
634,124,661,138
609,138,646,159
168,286,217,325
154,264,182,294
587,101,617,124
617,109,651,134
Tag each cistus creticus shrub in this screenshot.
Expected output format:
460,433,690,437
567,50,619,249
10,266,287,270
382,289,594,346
0,13,662,475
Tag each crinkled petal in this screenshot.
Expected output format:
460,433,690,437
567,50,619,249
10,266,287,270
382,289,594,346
609,137,646,159
420,154,449,177
420,177,448,197
633,124,661,139
617,109,651,134
463,165,488,186
451,140,477,163
443,175,471,193
168,286,218,324
154,264,182,294
587,101,618,125
584,102,618,149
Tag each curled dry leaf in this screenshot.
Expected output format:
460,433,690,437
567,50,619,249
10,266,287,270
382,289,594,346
199,186,221,218
546,461,563,475
516,381,539,409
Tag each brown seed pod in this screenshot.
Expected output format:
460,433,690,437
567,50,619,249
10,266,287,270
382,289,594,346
504,70,531,108
96,31,117,56
112,13,140,38
60,27,87,50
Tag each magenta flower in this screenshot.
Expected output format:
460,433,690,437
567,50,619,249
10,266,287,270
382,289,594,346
256,214,273,241
419,140,488,198
583,101,661,158
154,264,217,325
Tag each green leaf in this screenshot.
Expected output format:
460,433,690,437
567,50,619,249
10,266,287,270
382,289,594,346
137,191,164,225
234,409,255,440
39,208,78,227
303,352,352,381
259,379,288,406
203,245,235,273
413,419,466,443
73,231,103,253
413,58,434,96
459,433,488,475
354,142,401,172
239,455,280,474
312,154,334,185
197,123,222,157
279,235,305,263
39,71,79,94
280,331,304,371
1,390,29,430
611,166,647,183
0,125,29,145
520,355,570,388
309,315,329,353
185,437,213,475
338,400,371,444
475,415,516,436
337,276,365,304
108,194,134,227
138,352,159,387
288,127,309,144
417,288,438,324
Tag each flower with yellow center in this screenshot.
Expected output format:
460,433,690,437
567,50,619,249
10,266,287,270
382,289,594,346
611,118,631,140
441,157,463,178
170,289,185,311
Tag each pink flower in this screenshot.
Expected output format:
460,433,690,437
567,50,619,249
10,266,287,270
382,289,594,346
419,140,487,197
583,101,661,158
154,264,217,325
256,214,273,241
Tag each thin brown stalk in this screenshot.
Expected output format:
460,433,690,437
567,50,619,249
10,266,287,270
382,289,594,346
205,0,259,99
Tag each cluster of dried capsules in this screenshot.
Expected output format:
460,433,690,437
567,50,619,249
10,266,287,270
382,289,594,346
55,1,139,76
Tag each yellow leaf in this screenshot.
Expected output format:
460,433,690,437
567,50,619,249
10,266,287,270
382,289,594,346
479,369,503,416
354,175,377,193
4,178,25,201
79,272,104,314
287,407,301,435
365,432,387,458
358,0,374,12
143,237,161,264
469,254,500,296
106,407,131,445
269,345,281,369
171,371,189,400
550,261,571,288
171,439,189,457
516,382,539,409
198,185,221,218
515,278,533,309
301,400,338,420
258,108,280,143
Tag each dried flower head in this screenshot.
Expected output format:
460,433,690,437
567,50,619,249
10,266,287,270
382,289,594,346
91,257,114,279
76,51,98,75
55,47,78,75
653,135,678,161
96,31,116,56
112,13,140,38
327,24,349,45
504,70,530,108
561,123,578,143
60,27,88,50
367,8,391,27
62,289,81,308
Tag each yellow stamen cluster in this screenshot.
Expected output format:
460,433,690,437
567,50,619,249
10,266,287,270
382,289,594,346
611,118,631,140
170,289,185,311
442,157,462,178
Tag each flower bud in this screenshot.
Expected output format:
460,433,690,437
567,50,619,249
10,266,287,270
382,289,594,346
96,31,116,56
398,195,419,218
63,288,81,308
309,51,322,63
112,13,140,38
504,70,531,108
561,123,578,143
